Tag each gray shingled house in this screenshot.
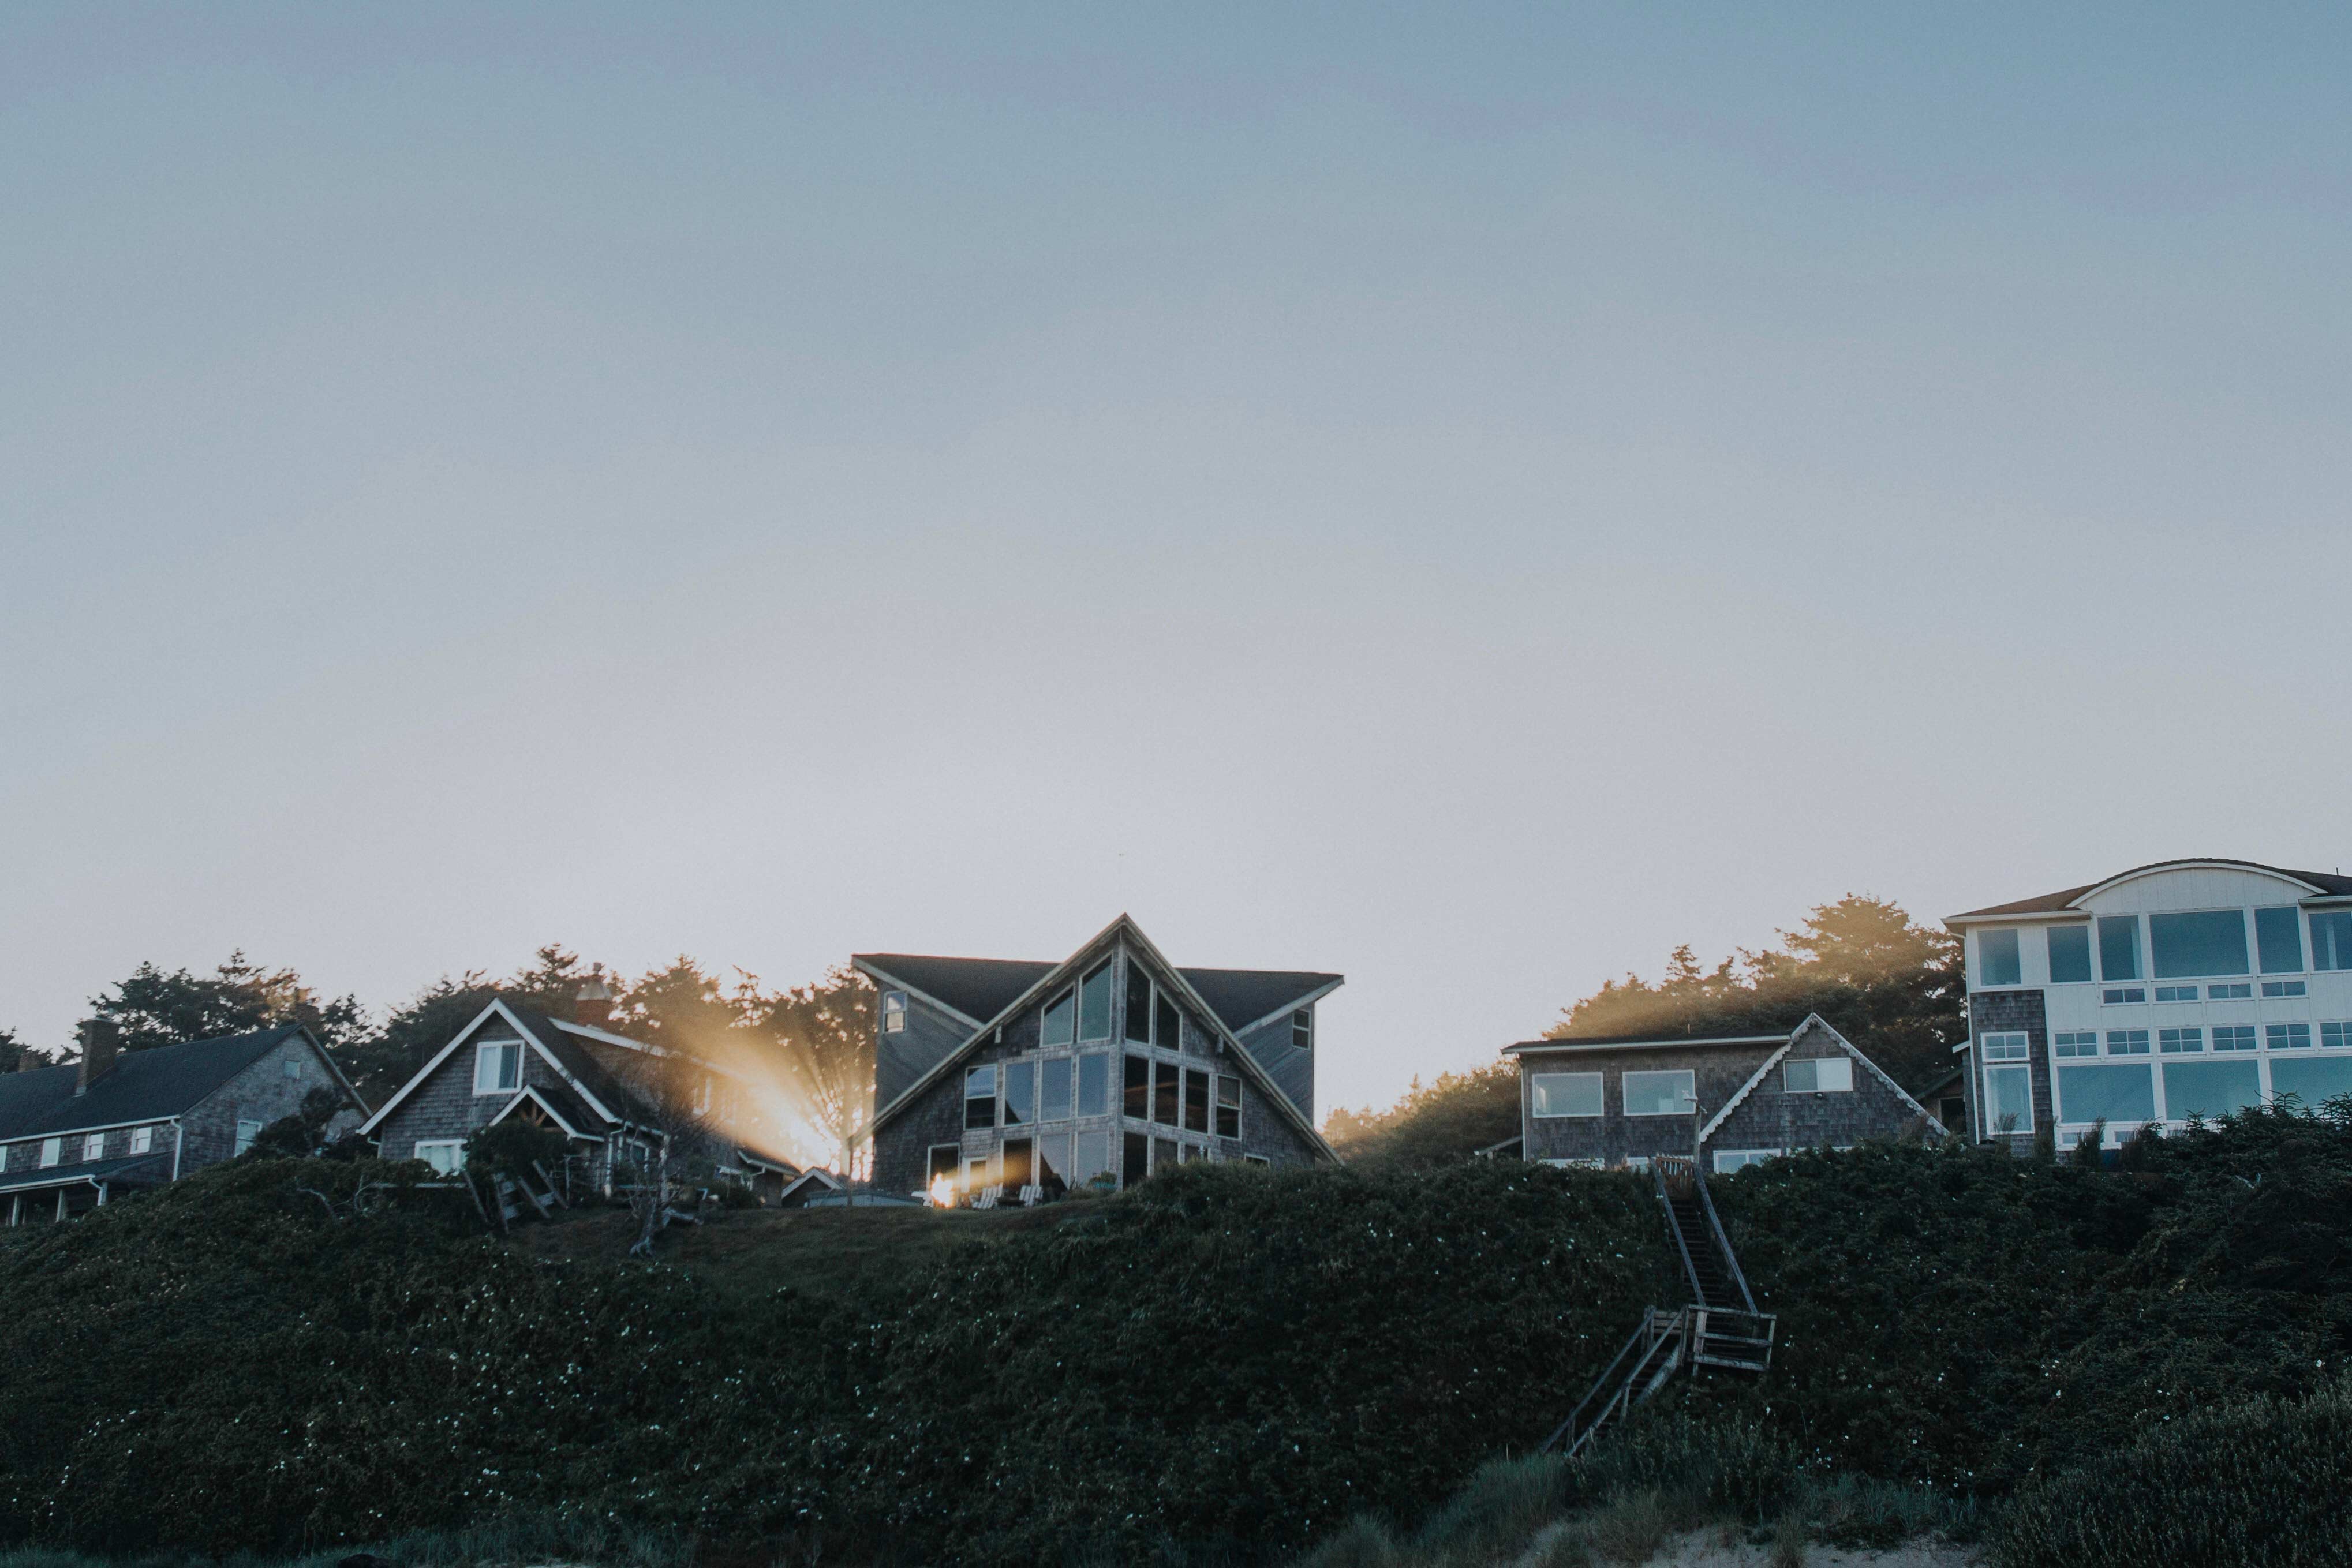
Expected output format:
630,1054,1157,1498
0,1023,368,1224
1504,1014,1943,1173
854,915,1342,1199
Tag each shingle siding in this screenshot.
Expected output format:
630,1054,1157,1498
1234,1010,1315,1125
178,1035,356,1170
875,989,977,1109
1964,989,2050,1152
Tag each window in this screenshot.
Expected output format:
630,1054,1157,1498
1001,1138,1035,1190
1153,1060,1180,1125
2208,983,2252,1000
1125,963,1153,1043
130,1125,152,1155
2047,926,2094,984
2052,1031,2100,1058
1622,1069,1695,1117
1075,1129,1113,1187
2256,907,2305,975
1157,994,1181,1050
2212,1026,2257,1053
2106,1030,2151,1056
2099,915,2142,981
2103,987,2147,1005
2314,912,2352,972
1981,1032,2031,1061
2056,1064,2155,1124
1003,1060,1035,1126
1078,961,1114,1042
1041,1056,1072,1120
964,1065,997,1130
1123,1054,1150,1118
1243,1154,1272,1167
1713,1150,1779,1174
1215,1075,1241,1138
2325,1023,2352,1051
1978,928,2022,986
1982,1065,2033,1133
413,1140,464,1175
1077,1053,1109,1116
39,1137,62,1169
474,1039,522,1094
283,1057,301,1080
2151,910,2250,979
1783,1057,1853,1094
882,992,908,1034
1038,1132,1070,1192
2268,1023,2312,1050
2159,1028,2204,1055
1183,1068,1210,1135
2163,1060,2259,1120
1181,1142,1205,1163
2272,1056,2352,1105
927,1145,959,1189
2153,986,2200,1002
2263,980,2308,998
83,1132,105,1161
1042,989,1076,1047
962,1152,994,1189
1292,1009,1313,1050
234,1119,263,1156
1530,1072,1603,1118
1153,1137,1179,1173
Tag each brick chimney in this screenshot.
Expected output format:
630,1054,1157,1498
574,969,616,1030
76,1019,122,1095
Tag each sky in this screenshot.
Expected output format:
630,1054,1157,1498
3,3,2349,1116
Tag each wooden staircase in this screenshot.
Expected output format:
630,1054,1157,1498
1541,1156,1776,1458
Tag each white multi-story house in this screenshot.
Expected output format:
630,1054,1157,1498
1947,859,2352,1152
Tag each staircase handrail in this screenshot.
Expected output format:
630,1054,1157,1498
1691,1167,1759,1313
1651,1161,1711,1307
1540,1307,1657,1454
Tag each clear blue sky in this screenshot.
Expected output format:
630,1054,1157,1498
5,4,2347,1114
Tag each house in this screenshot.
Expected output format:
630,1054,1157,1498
1917,1065,1969,1134
1947,858,2352,1152
853,915,1343,1199
358,989,788,1198
1502,1013,1943,1174
0,1023,367,1223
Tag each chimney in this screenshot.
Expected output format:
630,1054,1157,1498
574,968,615,1030
76,1019,122,1095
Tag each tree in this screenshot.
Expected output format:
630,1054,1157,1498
603,1049,726,1257
80,952,366,1054
745,966,876,1189
245,1087,349,1159
0,1027,56,1073
342,945,606,1106
1325,1064,1521,1168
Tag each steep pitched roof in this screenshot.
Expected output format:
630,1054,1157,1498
0,1024,315,1140
357,997,661,1138
854,953,1341,1034
1501,1030,1791,1056
1694,1015,1941,1144
1949,859,2352,921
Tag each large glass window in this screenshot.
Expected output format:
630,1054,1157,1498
2256,907,2306,975
1184,1068,1211,1134
1531,1072,1603,1117
1125,963,1152,1042
1153,1136,1180,1172
2151,910,2250,978
1784,1057,1853,1094
1002,1137,1035,1191
2272,1056,2352,1106
2099,916,2142,982
1978,928,2022,986
964,1065,997,1130
2312,911,2352,971
1078,1053,1109,1117
2164,1060,2260,1120
1042,989,1076,1047
1003,1060,1035,1125
2057,1064,2155,1124
928,1145,959,1188
1075,1129,1112,1187
1157,994,1182,1050
474,1039,522,1094
1623,1069,1695,1117
1983,1065,2033,1133
1122,1131,1149,1186
1078,961,1114,1041
1153,1060,1181,1125
1123,1054,1150,1118
2047,926,2094,985
1037,1133,1070,1194
1215,1075,1242,1138
1041,1057,1072,1120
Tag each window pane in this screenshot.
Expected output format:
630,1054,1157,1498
1156,994,1181,1049
964,1065,997,1130
2267,1023,2312,1050
1122,1131,1149,1186
2313,912,2352,972
1042,990,1076,1046
1153,1137,1179,1173
1983,1065,2033,1132
1002,1137,1034,1189
2047,926,2093,984
1292,1009,1313,1049
2255,907,2305,975
1215,1074,1241,1138
1981,1031,2030,1062
2151,911,2250,978
2057,1064,2156,1124
1004,1060,1035,1125
1041,1057,1072,1120
1125,963,1152,1042
2271,1056,2352,1106
2163,1060,2260,1120
928,1146,959,1185
1622,1069,1695,1117
1123,1054,1150,1118
1078,1053,1109,1117
1979,928,2022,986
1038,1132,1070,1193
1531,1072,1602,1117
1153,1060,1180,1125
1783,1057,1852,1093
2107,1030,2150,1056
1076,1129,1112,1187
1184,1068,1211,1133
2099,916,2142,981
1078,961,1114,1041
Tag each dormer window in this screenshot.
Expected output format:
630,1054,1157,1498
1292,1009,1313,1050
881,992,908,1034
474,1039,522,1095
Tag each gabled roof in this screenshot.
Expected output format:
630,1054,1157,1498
854,952,1342,1036
1501,1030,1791,1056
357,997,659,1139
0,1024,327,1141
1695,1015,1942,1145
1947,859,2352,922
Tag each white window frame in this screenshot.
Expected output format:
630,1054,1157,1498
1981,1064,2035,1135
1214,1073,1243,1139
130,1125,153,1155
473,1039,523,1096
234,1118,263,1156
1530,1071,1604,1118
83,1132,104,1162
1783,1057,1853,1094
39,1137,62,1168
1980,1031,2031,1062
413,1139,465,1175
283,1057,302,1080
882,991,908,1034
1292,1008,1314,1050
1622,1069,1696,1118
1713,1148,1781,1174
